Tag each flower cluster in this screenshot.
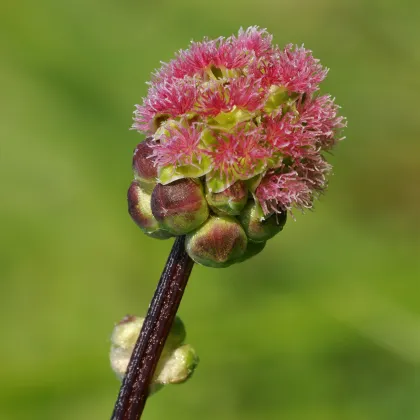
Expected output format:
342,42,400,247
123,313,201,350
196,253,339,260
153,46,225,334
128,27,346,267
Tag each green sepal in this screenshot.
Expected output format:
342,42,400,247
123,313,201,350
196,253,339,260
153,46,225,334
245,173,264,194
254,199,266,222
158,156,212,185
208,107,253,131
201,128,218,146
264,85,289,114
206,172,234,193
177,155,212,178
207,161,268,194
158,164,179,185
234,160,267,181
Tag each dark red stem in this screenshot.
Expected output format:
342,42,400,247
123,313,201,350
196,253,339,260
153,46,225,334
111,236,194,420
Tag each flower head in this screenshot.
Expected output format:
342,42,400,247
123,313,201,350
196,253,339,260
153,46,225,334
129,27,346,266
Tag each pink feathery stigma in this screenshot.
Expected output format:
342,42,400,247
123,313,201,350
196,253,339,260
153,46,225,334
151,124,203,167
265,114,313,159
293,152,332,192
296,94,346,150
196,81,230,116
234,26,274,58
276,44,328,94
256,170,313,214
228,76,265,111
207,126,270,182
155,37,251,82
154,40,218,81
133,78,197,132
174,40,219,78
214,39,250,69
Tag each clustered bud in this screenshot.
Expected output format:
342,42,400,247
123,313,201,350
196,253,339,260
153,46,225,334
151,178,209,235
110,315,198,392
186,216,248,268
127,27,346,267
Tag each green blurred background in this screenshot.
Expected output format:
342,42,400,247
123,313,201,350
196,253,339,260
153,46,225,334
1,0,420,419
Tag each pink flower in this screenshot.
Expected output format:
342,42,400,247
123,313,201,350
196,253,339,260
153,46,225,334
133,78,197,132
228,76,266,111
256,170,313,214
195,81,230,116
264,114,313,159
293,150,332,192
154,38,250,82
133,27,346,215
151,123,203,168
234,26,274,58
296,94,346,150
206,125,270,185
275,44,328,93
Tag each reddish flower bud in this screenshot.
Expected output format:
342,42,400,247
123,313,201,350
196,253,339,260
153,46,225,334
128,181,172,239
185,216,248,268
151,178,209,235
132,137,158,191
205,181,248,216
239,200,286,242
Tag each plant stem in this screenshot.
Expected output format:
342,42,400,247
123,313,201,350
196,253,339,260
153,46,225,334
111,236,194,420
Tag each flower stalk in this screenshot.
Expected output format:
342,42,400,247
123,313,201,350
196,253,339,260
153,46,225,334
112,25,347,418
111,236,194,420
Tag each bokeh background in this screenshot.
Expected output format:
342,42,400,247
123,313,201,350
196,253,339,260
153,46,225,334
1,0,420,419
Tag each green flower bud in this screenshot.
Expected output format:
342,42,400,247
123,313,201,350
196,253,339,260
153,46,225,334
127,181,172,239
235,240,266,263
239,200,287,243
154,344,199,385
111,315,143,352
110,315,198,389
151,178,209,235
110,315,143,381
205,181,248,216
132,138,158,193
185,216,248,268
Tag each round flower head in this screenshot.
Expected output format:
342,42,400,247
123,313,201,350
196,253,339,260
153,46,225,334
128,27,346,267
